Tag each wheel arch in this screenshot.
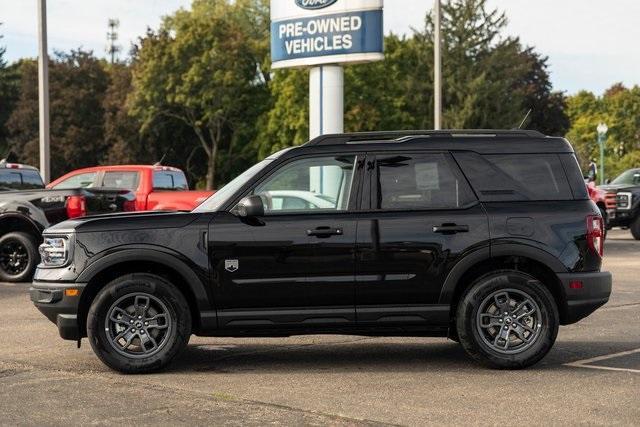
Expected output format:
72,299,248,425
0,213,43,240
76,249,213,337
440,245,568,324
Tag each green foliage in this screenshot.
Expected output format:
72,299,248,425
6,51,110,179
566,84,640,179
128,0,270,189
0,25,21,155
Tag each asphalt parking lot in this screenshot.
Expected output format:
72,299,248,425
1,229,638,426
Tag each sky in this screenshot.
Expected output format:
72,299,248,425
1,0,638,95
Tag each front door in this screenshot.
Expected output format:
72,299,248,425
209,154,364,330
356,152,490,326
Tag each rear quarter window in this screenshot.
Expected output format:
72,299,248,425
153,171,188,191
453,152,574,201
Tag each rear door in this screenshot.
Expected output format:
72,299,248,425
355,151,490,326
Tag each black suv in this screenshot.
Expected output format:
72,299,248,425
31,130,612,373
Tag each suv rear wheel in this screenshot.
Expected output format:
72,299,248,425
87,274,191,374
456,270,559,369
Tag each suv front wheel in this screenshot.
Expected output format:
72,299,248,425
87,274,191,374
456,270,559,369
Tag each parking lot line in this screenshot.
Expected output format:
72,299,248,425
565,348,640,374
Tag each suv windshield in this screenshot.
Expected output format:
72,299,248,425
194,148,293,212
611,169,640,186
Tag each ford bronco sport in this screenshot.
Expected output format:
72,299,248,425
30,130,612,373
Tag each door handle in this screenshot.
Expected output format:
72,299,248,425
433,224,469,234
307,227,344,237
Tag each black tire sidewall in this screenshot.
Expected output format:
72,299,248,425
630,216,640,240
87,274,191,374
456,270,559,369
0,232,38,282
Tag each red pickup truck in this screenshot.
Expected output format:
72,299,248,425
48,165,213,212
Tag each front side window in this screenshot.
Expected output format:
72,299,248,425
374,153,475,210
52,172,97,189
253,155,357,214
103,171,140,190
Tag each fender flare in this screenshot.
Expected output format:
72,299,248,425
438,243,567,305
77,247,211,311
0,212,44,236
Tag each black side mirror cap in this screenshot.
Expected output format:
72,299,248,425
236,195,265,218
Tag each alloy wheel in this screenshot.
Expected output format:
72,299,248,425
0,239,29,277
105,293,172,358
475,288,543,355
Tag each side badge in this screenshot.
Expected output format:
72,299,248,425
225,259,239,273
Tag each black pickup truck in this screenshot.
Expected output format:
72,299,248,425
601,168,640,239
0,161,135,282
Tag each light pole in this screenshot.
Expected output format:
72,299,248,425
597,123,608,185
433,0,442,130
37,0,50,183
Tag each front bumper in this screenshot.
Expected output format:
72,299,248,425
30,281,87,340
557,271,612,325
606,209,632,228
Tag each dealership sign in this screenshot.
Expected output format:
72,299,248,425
271,0,384,69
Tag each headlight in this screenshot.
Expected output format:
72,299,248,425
39,236,70,267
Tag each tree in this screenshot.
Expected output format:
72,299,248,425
129,0,270,189
7,51,110,178
0,25,20,156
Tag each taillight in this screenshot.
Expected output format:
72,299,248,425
66,195,87,219
587,215,604,257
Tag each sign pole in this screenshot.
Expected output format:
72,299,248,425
310,65,344,139
37,0,51,183
433,0,442,130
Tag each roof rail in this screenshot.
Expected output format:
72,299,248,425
306,129,546,146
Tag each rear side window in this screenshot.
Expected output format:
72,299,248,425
153,171,188,191
374,153,476,210
103,171,140,191
20,170,45,189
453,152,573,201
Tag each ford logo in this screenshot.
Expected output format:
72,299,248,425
295,0,338,10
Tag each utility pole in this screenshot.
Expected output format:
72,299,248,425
433,0,442,130
37,0,50,183
106,19,121,64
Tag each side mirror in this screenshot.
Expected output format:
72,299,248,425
605,179,611,185
235,195,265,218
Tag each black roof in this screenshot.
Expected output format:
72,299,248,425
301,130,574,154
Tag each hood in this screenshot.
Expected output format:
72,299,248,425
45,210,200,234
598,183,637,192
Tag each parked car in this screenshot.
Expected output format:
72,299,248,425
30,130,611,373
600,168,640,239
48,165,213,212
0,160,135,282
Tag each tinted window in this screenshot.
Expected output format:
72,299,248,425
103,171,140,190
20,170,44,189
454,152,573,201
0,171,22,190
51,172,97,189
153,171,188,191
253,155,356,214
375,153,476,210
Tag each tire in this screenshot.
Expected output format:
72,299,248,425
630,216,640,240
87,273,191,374
456,270,559,369
598,207,608,240
0,232,39,282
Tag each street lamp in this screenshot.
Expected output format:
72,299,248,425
597,123,608,185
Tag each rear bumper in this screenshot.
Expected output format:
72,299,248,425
557,271,612,325
30,281,87,340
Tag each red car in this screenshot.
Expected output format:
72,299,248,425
48,165,213,212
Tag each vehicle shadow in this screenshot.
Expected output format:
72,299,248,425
163,338,639,374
